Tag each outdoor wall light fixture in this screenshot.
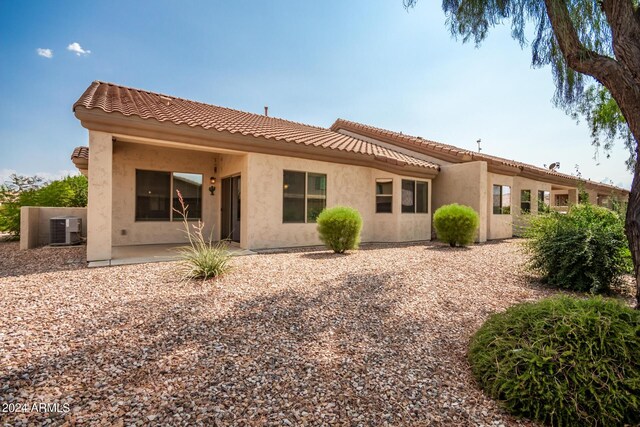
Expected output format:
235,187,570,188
209,176,216,196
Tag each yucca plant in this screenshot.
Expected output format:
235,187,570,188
174,190,231,281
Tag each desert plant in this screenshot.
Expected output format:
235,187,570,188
174,190,231,280
524,203,630,293
316,206,362,253
469,296,640,426
433,204,479,247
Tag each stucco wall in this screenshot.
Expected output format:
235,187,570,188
111,141,225,246
20,206,87,249
511,176,553,235
244,152,432,249
431,161,487,242
87,131,113,261
487,172,514,240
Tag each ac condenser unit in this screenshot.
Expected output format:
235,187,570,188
50,216,83,246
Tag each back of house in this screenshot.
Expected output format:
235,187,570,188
67,81,628,263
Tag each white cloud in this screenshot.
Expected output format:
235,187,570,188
67,42,91,56
36,48,53,58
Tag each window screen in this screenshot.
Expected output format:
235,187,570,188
136,170,171,221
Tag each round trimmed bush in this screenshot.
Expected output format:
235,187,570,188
469,296,640,426
524,204,630,293
316,206,362,253
433,203,479,247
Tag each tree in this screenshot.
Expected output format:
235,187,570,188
404,0,640,308
0,174,88,237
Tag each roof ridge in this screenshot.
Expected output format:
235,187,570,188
331,117,628,193
332,118,475,154
92,81,330,131
74,82,441,172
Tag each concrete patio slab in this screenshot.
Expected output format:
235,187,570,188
88,242,254,267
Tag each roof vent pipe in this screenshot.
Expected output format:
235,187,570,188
264,106,269,117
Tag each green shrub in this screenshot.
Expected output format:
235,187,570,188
174,190,231,280
316,206,362,253
524,204,630,293
0,174,88,237
433,204,479,247
469,296,640,426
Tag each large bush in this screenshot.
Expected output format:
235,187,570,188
316,206,362,253
433,203,479,247
0,174,88,237
524,204,630,293
469,296,640,426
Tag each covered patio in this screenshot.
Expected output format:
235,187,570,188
88,242,254,267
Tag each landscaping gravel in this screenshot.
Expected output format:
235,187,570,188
0,239,626,426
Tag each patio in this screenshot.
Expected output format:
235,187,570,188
88,242,255,267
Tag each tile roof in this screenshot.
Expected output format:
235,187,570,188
73,81,439,172
71,146,88,160
332,118,522,168
331,118,628,194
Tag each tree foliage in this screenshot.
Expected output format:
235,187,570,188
0,174,88,237
404,0,637,167
404,0,640,307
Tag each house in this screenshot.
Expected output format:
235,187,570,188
70,81,628,263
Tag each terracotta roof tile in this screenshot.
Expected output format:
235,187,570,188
331,118,628,194
71,146,88,160
74,81,439,172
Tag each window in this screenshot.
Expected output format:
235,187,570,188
306,173,327,222
493,185,511,214
375,179,393,213
283,171,326,223
555,194,569,206
136,170,203,221
401,180,428,213
538,190,550,212
520,190,531,214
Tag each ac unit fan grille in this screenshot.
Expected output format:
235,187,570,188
50,219,66,244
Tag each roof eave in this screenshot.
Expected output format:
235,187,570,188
74,107,439,179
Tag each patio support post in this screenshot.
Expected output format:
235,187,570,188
568,188,579,206
87,131,113,262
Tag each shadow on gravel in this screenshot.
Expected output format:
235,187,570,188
0,269,493,425
0,241,86,278
299,251,352,259
424,245,472,252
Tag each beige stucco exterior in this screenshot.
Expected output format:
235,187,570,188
112,140,219,247
487,172,514,240
20,206,88,249
69,101,628,262
244,152,431,249
432,161,488,242
83,134,433,258
510,177,553,235
78,127,630,261
87,131,113,261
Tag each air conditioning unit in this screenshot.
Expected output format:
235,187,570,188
50,216,83,246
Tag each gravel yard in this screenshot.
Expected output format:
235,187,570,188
0,240,594,426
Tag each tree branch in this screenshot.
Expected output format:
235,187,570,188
543,0,621,79
601,0,640,86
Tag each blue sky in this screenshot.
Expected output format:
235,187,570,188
0,1,632,188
